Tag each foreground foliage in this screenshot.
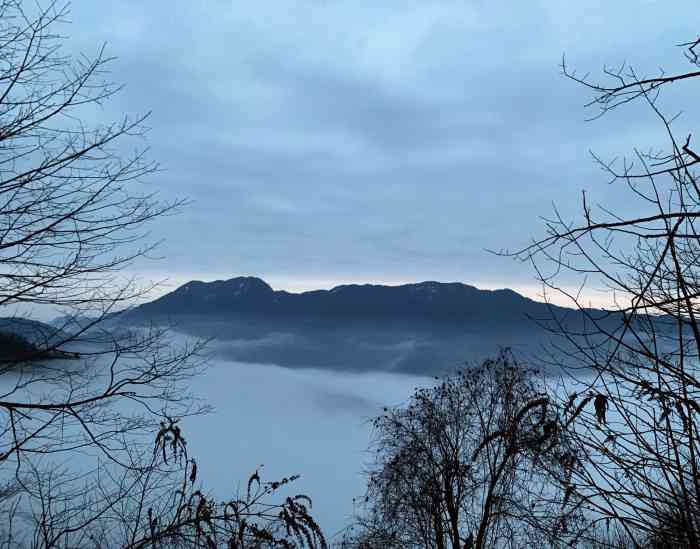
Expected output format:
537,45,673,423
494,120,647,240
511,31,700,549
342,351,578,549
0,2,325,547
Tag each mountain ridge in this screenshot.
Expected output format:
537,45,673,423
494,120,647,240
117,276,631,374
131,276,565,322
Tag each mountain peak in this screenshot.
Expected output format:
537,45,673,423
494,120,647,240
175,276,272,295
223,276,273,295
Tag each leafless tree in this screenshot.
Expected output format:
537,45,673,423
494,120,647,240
341,351,576,549
0,2,325,547
511,36,700,548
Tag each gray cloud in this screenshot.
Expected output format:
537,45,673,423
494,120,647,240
62,0,700,290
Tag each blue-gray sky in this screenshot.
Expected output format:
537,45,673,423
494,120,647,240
67,1,698,304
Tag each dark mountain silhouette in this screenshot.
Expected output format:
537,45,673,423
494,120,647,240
118,277,628,374
132,276,579,324
0,317,66,344
0,317,77,363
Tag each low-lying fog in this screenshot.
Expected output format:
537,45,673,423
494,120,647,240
0,324,594,540
183,350,433,539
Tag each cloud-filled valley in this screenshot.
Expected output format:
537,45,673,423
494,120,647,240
182,357,433,538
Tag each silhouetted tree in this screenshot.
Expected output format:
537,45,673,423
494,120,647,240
513,35,700,548
0,2,325,547
342,351,576,549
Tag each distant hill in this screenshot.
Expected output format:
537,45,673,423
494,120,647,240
119,277,627,374
131,276,584,324
0,317,66,346
0,317,77,363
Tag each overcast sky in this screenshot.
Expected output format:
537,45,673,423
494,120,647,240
65,1,698,303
